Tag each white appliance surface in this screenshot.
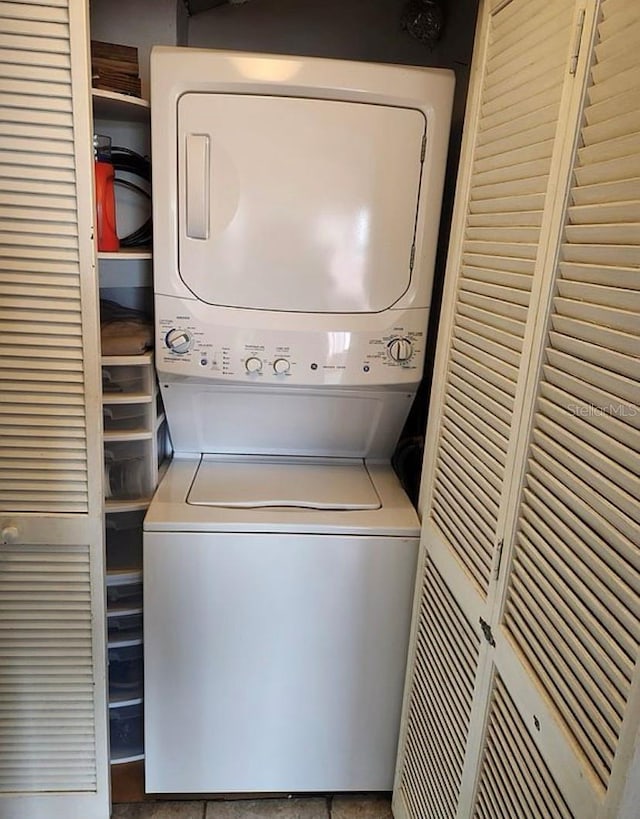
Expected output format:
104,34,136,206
188,455,381,510
144,458,419,793
145,48,454,796
145,456,419,536
160,381,415,459
155,295,428,389
178,94,424,313
152,47,455,316
152,48,455,459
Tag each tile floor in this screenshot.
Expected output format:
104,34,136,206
112,795,393,818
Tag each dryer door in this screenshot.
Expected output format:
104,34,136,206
177,93,425,313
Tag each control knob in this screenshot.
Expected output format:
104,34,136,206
245,357,263,373
387,337,413,363
273,358,290,374
165,328,192,354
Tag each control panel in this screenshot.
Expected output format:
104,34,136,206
156,299,427,387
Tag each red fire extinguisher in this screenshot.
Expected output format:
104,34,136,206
94,134,119,252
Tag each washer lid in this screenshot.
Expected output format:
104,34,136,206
187,456,381,510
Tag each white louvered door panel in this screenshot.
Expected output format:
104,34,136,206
495,1,640,815
428,0,580,598
0,545,96,790
393,1,595,816
397,558,481,818
0,1,108,817
473,676,574,819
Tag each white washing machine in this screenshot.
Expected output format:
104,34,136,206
144,48,454,794
144,456,420,793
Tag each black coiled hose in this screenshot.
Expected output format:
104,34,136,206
111,145,152,248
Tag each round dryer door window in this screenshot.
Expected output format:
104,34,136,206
177,93,426,313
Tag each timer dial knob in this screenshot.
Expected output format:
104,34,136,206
165,328,192,354
245,356,263,373
388,337,413,362
273,358,290,374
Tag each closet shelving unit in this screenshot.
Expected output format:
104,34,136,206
92,88,167,770
92,87,150,121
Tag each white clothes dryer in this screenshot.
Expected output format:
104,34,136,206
144,48,454,794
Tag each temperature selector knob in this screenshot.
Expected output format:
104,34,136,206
245,357,263,373
165,328,192,354
387,337,413,363
273,358,290,374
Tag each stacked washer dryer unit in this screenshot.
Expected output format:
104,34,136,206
144,47,454,795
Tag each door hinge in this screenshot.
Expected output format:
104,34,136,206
479,618,496,647
570,9,586,75
409,243,416,270
494,538,504,580
420,132,427,162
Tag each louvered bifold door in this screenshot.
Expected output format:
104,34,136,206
393,0,601,817
491,2,640,816
0,2,109,818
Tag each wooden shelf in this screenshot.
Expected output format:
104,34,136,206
102,352,153,366
98,248,152,260
111,753,144,765
103,429,154,442
92,88,149,122
105,498,152,513
103,392,153,405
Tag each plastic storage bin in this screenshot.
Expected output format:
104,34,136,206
106,510,145,571
107,609,143,643
104,441,151,499
101,353,168,507
106,570,142,610
102,361,152,396
109,699,144,762
103,402,151,432
109,639,144,701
